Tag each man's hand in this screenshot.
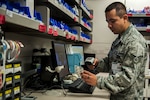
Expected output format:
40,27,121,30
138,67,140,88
87,58,99,70
81,70,97,86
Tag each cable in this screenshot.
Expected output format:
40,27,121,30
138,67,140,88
7,40,23,63
0,39,23,89
44,65,67,96
0,27,24,89
45,84,68,96
0,39,9,89
45,65,64,73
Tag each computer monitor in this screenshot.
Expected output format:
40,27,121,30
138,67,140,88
66,45,84,73
71,45,84,65
51,41,70,83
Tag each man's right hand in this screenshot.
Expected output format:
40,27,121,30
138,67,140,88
87,58,99,70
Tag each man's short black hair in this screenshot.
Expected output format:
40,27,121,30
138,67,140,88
105,2,127,18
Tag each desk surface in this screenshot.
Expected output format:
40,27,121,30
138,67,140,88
26,73,110,100
29,88,110,100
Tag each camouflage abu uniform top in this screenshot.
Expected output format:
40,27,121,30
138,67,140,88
96,24,149,100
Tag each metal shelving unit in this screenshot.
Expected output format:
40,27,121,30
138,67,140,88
80,19,92,32
128,13,150,35
128,13,150,17
36,0,79,24
80,2,93,20
35,0,93,43
0,0,93,43
0,8,42,32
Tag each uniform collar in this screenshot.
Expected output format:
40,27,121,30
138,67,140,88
119,24,133,43
112,24,133,47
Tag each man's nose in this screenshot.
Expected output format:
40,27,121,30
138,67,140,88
108,23,112,28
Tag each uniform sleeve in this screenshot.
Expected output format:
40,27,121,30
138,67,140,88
95,57,110,73
96,41,147,94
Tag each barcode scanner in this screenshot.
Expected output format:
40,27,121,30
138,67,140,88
85,57,95,65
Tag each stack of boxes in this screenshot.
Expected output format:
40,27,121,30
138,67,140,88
0,61,21,100
13,61,21,100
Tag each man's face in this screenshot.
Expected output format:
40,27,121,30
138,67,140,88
105,9,126,34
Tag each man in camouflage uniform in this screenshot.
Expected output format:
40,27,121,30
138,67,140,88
81,2,149,100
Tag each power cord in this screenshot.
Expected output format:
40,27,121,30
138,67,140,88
43,84,68,96
45,65,67,96
45,65,64,73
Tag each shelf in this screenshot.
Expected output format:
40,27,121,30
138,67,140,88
48,25,80,42
146,40,150,44
36,0,93,32
132,26,150,33
80,2,93,20
64,0,93,20
136,26,147,31
80,20,92,32
35,0,92,43
80,37,91,44
128,13,150,17
64,0,80,7
37,0,79,24
0,8,90,43
128,13,150,35
0,1,92,44
75,0,80,5
145,74,150,79
0,7,46,32
146,88,150,98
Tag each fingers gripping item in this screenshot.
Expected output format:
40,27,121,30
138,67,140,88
75,66,84,77
85,57,95,65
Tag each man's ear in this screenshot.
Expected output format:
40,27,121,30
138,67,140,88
123,14,128,21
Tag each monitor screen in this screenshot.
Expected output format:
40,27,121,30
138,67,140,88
51,41,70,82
71,45,84,65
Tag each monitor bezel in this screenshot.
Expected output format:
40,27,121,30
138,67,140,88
51,41,70,83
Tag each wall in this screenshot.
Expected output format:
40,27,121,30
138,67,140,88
85,0,124,59
5,32,55,72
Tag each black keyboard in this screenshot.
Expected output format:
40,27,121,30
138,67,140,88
68,78,95,94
